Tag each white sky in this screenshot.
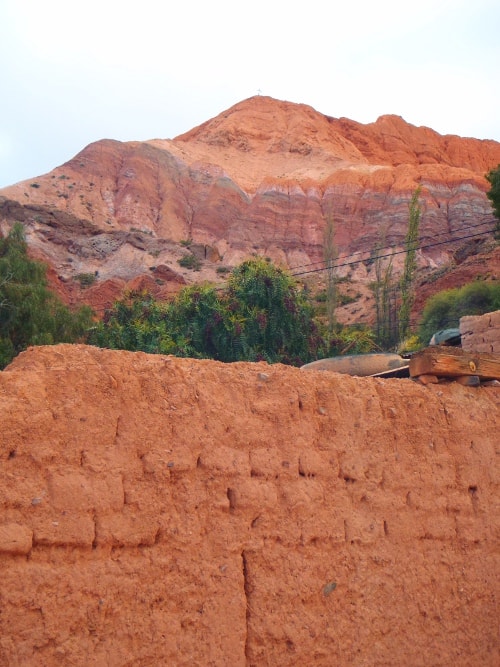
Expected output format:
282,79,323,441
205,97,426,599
1,0,499,187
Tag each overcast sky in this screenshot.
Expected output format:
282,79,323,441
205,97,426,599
1,0,499,188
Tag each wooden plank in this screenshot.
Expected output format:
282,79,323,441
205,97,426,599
410,346,500,380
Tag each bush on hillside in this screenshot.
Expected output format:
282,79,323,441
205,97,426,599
418,280,500,345
89,258,323,365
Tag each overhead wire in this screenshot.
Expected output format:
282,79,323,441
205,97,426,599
287,221,497,336
290,226,495,278
285,219,494,274
212,221,496,297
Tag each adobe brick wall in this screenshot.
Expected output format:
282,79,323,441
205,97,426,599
0,345,499,666
460,310,500,353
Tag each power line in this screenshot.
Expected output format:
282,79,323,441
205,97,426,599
213,225,494,293
284,219,495,273
290,228,495,278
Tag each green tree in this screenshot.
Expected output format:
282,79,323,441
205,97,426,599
372,234,397,350
486,164,500,240
0,223,93,368
323,214,338,339
418,280,500,345
90,258,322,366
226,258,320,364
399,187,421,342
165,284,236,360
88,291,175,354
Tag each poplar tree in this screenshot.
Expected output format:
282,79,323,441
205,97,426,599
399,187,422,342
323,214,338,339
486,164,500,240
373,236,396,349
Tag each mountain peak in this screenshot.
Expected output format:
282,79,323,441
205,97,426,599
1,96,499,318
174,95,365,164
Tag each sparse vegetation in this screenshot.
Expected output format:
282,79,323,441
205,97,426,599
339,292,360,306
314,288,359,309
420,264,453,285
75,272,97,288
178,254,202,271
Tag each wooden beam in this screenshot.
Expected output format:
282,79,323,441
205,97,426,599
410,346,500,381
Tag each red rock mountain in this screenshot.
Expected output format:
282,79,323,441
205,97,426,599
0,96,499,317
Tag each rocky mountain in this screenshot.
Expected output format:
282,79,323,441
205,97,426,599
1,96,499,319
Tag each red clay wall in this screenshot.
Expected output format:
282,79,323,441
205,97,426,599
0,345,498,666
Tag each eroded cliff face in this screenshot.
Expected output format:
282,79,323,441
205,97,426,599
0,96,499,315
0,345,498,666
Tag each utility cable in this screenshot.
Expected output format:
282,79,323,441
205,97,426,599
290,228,494,278
284,219,495,273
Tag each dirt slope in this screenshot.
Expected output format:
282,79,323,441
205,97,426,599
0,344,498,665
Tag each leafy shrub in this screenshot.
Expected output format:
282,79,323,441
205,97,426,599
418,280,500,344
314,290,327,303
178,254,202,271
338,292,360,306
90,259,322,366
314,289,358,309
224,258,321,364
88,291,175,355
319,325,377,357
75,272,97,288
397,334,422,355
